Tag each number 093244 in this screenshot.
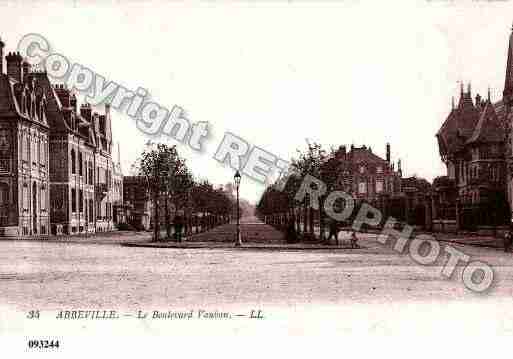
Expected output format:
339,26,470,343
27,340,60,349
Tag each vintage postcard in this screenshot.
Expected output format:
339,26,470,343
1,0,513,357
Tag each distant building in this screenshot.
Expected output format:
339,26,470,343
123,176,151,230
400,176,432,226
330,143,403,202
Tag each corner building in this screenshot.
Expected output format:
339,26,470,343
0,37,122,237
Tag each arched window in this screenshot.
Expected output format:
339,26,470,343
88,161,93,184
71,188,76,212
71,149,76,174
39,139,45,165
40,185,46,210
0,183,8,204
89,199,94,223
79,152,83,176
22,135,29,162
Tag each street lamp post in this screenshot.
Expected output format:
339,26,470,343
234,170,242,247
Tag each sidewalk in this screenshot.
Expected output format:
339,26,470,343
432,234,506,249
122,241,361,250
122,219,367,250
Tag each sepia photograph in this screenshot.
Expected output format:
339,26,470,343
1,0,513,356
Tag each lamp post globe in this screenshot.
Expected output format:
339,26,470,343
234,170,242,247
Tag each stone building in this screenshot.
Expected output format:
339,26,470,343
0,37,123,237
0,46,50,236
435,26,513,229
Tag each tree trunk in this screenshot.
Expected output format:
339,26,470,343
152,188,159,242
309,206,314,236
319,196,325,242
303,198,307,234
165,196,171,240
296,207,301,234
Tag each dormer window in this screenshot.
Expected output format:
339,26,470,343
359,165,365,174
377,166,383,174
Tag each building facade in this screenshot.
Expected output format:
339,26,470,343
123,176,151,230
435,26,513,228
330,143,403,202
0,37,123,237
0,47,50,236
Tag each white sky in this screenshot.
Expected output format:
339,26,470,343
2,0,513,203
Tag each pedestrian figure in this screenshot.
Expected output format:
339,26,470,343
174,214,184,242
504,228,512,253
350,231,359,249
286,219,298,244
327,220,340,245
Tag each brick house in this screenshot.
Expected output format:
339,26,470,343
330,143,403,202
0,37,123,237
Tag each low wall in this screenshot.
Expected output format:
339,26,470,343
432,219,457,232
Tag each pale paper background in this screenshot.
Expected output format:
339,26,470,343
2,0,513,356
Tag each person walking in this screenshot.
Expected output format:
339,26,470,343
327,219,340,245
350,231,359,249
286,218,298,244
504,227,512,253
174,214,184,242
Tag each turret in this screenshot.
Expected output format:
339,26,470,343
386,143,390,163
80,103,92,122
6,52,23,82
504,23,513,105
54,84,71,107
0,37,4,74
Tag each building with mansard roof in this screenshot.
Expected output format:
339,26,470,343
0,37,123,237
0,47,50,236
436,84,507,206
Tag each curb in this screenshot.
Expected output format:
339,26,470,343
121,242,363,251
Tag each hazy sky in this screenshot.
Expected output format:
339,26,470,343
2,0,513,202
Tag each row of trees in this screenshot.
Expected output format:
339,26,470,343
256,142,347,242
256,142,422,242
133,143,237,241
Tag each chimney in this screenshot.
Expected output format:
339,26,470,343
117,142,122,170
0,37,4,74
54,84,71,107
386,143,390,163
22,60,30,83
80,103,92,122
104,103,112,152
70,93,77,113
336,145,346,160
6,52,23,82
